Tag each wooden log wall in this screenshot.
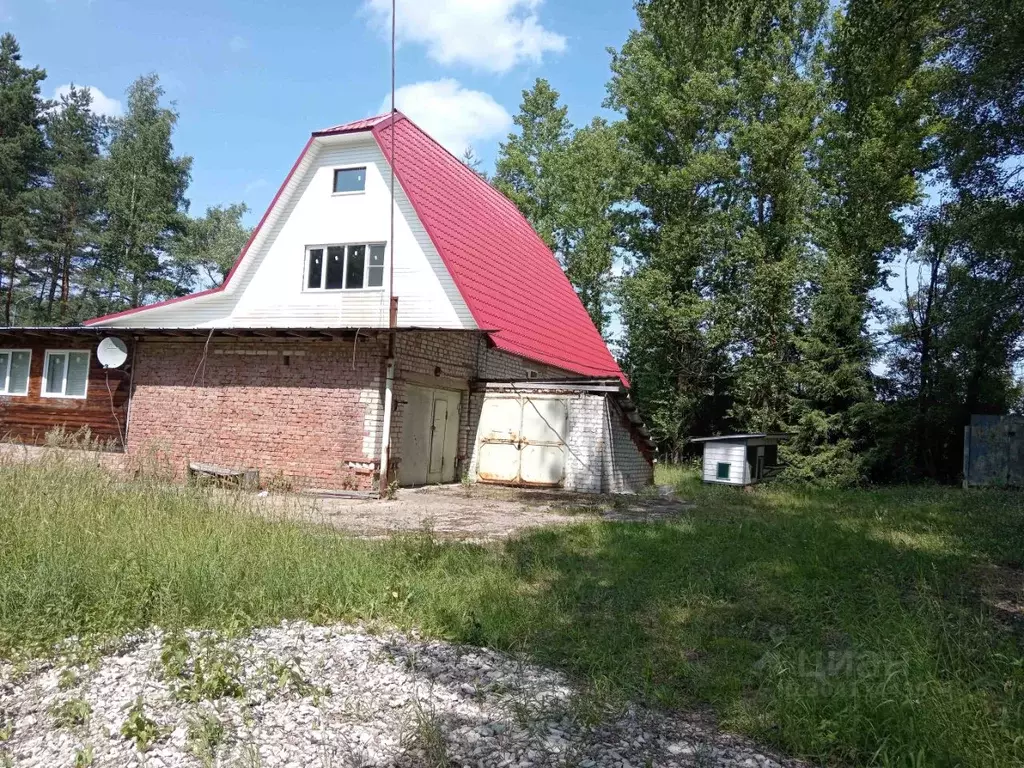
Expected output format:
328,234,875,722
0,335,132,450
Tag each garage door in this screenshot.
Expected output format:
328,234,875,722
399,385,462,486
475,395,568,487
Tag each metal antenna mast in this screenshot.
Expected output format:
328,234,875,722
379,0,398,496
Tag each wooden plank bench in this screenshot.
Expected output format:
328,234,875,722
187,462,259,491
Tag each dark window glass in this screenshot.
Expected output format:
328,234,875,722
307,248,324,289
345,245,366,289
325,246,345,289
45,354,66,395
716,462,731,480
367,245,385,287
66,352,89,397
333,167,366,193
9,351,29,394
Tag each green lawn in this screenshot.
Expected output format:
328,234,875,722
0,458,1021,767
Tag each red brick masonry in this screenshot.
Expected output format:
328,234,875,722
128,338,387,490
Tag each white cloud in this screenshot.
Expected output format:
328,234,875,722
228,35,248,53
52,85,123,117
363,0,566,74
381,79,511,156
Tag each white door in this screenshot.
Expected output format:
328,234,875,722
476,395,567,487
399,385,461,486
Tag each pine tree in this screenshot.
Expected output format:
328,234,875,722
786,0,941,483
98,75,192,311
0,33,48,325
39,84,106,323
546,118,628,335
459,148,488,180
493,79,570,250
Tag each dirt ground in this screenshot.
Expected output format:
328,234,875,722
258,483,692,540
0,443,691,540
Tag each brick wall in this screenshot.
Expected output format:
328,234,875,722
603,398,655,492
124,331,641,494
564,394,606,493
128,338,387,490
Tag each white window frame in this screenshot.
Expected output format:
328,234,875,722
331,165,368,196
303,242,387,293
41,350,90,400
0,349,31,396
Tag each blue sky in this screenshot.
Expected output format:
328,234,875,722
3,0,637,224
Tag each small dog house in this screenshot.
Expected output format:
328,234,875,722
691,433,788,485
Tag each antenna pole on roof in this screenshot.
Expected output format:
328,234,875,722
379,0,398,498
389,0,395,313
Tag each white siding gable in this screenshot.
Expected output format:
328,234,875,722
702,441,748,485
91,133,475,330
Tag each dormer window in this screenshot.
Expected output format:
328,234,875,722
306,243,386,291
333,167,366,194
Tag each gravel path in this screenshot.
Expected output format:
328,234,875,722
0,622,806,768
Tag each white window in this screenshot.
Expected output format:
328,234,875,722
333,167,366,194
0,349,31,396
305,243,386,291
42,350,90,399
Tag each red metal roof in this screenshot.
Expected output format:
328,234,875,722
84,112,625,383
314,114,392,136
370,113,624,383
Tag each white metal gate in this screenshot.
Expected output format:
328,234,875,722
475,395,568,487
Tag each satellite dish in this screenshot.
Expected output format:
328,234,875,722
97,337,129,369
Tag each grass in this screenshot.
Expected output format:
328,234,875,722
0,456,1022,767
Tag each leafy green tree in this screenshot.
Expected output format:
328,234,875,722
785,0,940,483
0,33,47,325
493,78,570,250
39,84,106,323
546,119,628,334
609,0,828,449
168,203,251,292
873,0,1024,483
98,75,192,311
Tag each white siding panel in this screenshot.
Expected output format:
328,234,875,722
702,442,747,485
93,135,475,330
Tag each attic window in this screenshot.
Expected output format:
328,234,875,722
306,243,386,291
333,167,366,194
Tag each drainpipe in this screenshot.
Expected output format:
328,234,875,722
379,350,396,495
378,297,399,494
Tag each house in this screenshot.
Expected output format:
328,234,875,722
0,112,653,494
691,434,788,486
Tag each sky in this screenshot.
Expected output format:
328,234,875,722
2,0,638,225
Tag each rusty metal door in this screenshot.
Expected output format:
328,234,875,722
476,394,568,487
